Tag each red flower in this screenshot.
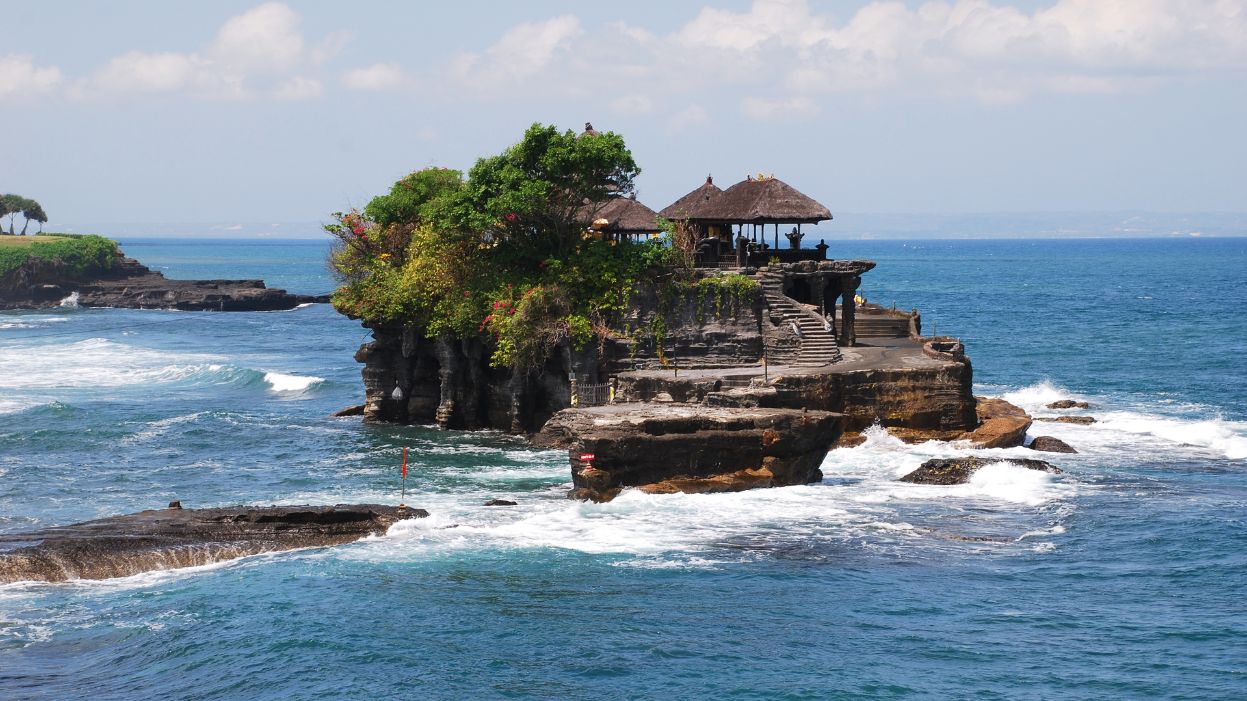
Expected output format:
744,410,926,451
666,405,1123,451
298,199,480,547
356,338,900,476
462,290,471,298
504,213,518,222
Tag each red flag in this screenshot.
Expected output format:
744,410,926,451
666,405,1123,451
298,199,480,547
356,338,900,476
402,447,407,479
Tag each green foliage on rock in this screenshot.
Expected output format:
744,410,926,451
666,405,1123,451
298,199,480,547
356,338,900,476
0,234,118,283
327,122,727,372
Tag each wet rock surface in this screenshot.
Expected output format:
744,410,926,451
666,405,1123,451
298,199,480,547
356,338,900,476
1047,399,1091,409
900,457,1061,485
0,256,327,311
1038,415,1097,425
1029,435,1078,453
535,403,843,502
0,503,426,583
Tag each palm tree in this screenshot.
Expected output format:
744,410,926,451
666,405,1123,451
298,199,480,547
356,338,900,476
21,201,46,235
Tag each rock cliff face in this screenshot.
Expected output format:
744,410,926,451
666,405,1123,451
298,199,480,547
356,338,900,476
533,404,843,502
356,279,765,431
0,255,326,311
0,503,427,583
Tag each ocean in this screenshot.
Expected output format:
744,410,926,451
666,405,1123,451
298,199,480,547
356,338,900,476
1,236,1245,699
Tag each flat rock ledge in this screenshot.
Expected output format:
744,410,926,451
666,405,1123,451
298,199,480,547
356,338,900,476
900,456,1061,485
534,403,843,502
0,503,427,583
886,396,1032,449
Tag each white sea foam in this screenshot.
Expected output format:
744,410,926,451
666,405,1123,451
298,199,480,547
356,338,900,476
58,291,79,308
998,381,1247,460
1001,379,1084,410
263,371,325,393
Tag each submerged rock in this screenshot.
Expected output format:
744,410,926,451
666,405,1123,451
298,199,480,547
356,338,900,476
900,456,1061,485
1029,435,1078,453
331,404,366,417
1037,416,1096,425
483,499,517,506
1047,399,1091,409
536,403,843,502
0,503,426,583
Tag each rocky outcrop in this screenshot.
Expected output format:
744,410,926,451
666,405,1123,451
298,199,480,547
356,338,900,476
0,255,326,311
0,503,426,583
899,457,1061,485
1029,436,1078,453
1047,400,1091,409
534,403,843,502
959,397,1032,448
1037,415,1096,425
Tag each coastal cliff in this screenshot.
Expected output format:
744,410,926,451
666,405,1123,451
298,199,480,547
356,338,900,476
0,237,326,311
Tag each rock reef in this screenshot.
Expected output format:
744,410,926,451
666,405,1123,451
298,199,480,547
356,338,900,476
0,503,426,583
900,457,1061,485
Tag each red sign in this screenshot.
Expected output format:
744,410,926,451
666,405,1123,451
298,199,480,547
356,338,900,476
579,453,596,461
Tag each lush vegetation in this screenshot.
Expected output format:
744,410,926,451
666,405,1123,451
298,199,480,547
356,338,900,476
328,123,756,371
0,194,49,235
0,234,119,282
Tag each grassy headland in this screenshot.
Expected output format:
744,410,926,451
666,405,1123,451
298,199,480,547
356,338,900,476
0,233,120,283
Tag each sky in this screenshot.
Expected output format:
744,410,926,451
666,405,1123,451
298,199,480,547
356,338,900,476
2,0,1245,237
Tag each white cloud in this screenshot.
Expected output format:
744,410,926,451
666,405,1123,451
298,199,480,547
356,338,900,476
311,30,354,65
208,2,304,73
742,95,818,121
341,63,405,91
274,76,323,100
88,51,198,94
68,2,341,101
453,16,582,87
444,0,1247,117
609,94,655,114
668,105,709,132
0,54,62,99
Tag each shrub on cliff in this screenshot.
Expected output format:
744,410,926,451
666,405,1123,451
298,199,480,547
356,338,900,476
0,234,119,285
328,122,688,371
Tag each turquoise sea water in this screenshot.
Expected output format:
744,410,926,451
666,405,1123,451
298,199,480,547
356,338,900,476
1,236,1245,699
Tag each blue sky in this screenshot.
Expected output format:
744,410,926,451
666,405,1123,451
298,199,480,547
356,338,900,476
2,1,1245,236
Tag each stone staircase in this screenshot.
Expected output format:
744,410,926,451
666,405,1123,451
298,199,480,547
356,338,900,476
757,271,842,366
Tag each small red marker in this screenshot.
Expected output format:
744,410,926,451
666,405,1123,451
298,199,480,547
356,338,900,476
579,453,595,461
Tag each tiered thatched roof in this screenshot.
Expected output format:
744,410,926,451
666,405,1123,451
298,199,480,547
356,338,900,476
659,175,722,220
579,195,660,235
694,177,832,223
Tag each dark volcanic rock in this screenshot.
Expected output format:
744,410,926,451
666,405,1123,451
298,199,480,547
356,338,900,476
1047,399,1091,409
483,499,518,506
331,404,366,417
1037,416,1096,425
900,456,1061,485
0,503,427,583
0,255,327,311
536,403,843,502
1029,435,1078,453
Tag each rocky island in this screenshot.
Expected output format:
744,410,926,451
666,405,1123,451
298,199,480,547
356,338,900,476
329,122,1046,500
0,233,326,311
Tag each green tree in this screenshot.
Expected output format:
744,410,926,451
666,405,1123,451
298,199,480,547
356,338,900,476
364,167,464,228
21,200,47,235
451,123,639,260
1,195,24,235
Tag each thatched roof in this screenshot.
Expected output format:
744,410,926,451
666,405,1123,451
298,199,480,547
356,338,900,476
659,175,722,220
691,176,832,223
579,195,660,234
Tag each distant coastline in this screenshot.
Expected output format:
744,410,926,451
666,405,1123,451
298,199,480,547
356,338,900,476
47,211,1247,240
